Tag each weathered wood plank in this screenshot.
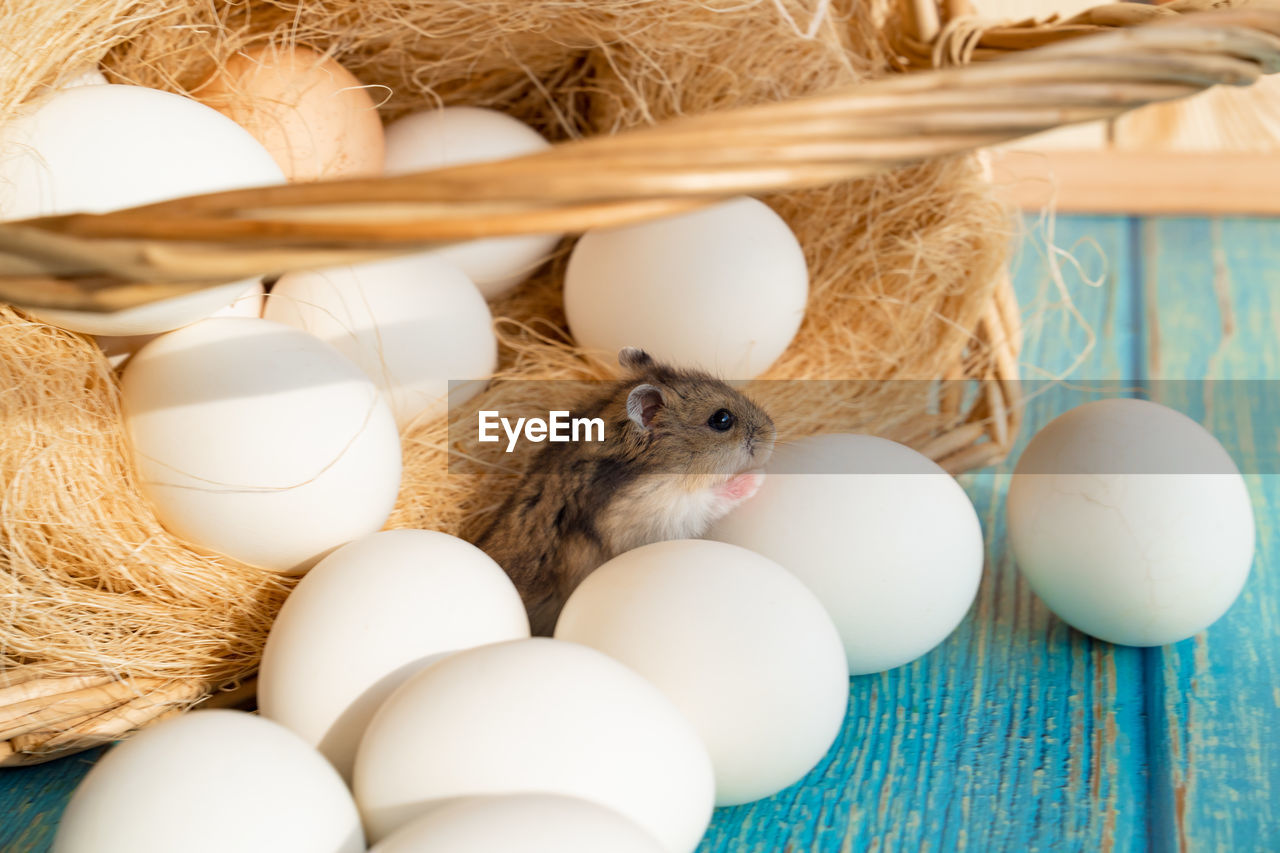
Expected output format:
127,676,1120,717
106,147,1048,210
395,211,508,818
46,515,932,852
0,749,100,851
1141,217,1280,853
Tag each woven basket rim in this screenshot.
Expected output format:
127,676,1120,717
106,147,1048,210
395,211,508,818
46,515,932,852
0,5,1276,315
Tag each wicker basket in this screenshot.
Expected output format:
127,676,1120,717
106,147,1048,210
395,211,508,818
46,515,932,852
1,0,1278,766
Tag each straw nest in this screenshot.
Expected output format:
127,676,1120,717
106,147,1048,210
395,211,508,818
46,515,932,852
7,0,1280,763
15,0,1275,761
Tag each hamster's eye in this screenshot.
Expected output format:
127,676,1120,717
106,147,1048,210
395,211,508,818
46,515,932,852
707,409,735,432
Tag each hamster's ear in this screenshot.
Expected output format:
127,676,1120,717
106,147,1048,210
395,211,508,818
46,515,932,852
626,384,664,429
618,347,653,372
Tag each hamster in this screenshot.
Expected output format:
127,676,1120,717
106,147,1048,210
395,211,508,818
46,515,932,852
474,347,776,634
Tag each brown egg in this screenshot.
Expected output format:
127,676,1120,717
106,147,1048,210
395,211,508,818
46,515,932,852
197,45,384,181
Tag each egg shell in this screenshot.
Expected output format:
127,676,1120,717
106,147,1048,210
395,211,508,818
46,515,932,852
264,254,496,427
196,45,384,181
120,317,402,574
96,280,265,369
0,84,284,335
1007,398,1255,646
368,794,665,853
52,710,364,853
555,538,848,805
353,637,715,851
259,529,530,781
563,196,808,379
383,106,561,298
707,434,984,674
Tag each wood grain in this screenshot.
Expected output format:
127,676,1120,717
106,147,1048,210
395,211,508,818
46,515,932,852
1141,217,1280,852
0,749,100,851
991,150,1280,215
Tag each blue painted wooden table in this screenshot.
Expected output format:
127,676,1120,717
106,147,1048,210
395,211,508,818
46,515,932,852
2,215,1277,852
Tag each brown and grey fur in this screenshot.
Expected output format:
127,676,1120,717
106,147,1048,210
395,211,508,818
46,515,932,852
474,347,775,634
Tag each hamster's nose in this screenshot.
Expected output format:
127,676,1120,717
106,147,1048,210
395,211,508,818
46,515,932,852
745,432,767,457
747,428,775,462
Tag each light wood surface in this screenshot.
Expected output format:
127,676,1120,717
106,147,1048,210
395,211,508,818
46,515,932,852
992,149,1280,215
962,0,1280,214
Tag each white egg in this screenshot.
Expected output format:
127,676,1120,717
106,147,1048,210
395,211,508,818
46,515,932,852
354,638,714,851
265,254,496,427
1007,398,1255,646
368,794,665,853
708,434,984,675
120,318,402,574
96,280,265,369
259,529,529,781
563,197,808,379
52,710,363,853
383,106,561,298
0,84,284,335
555,539,847,806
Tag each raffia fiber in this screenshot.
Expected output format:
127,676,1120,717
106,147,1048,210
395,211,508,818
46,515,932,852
0,306,294,683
